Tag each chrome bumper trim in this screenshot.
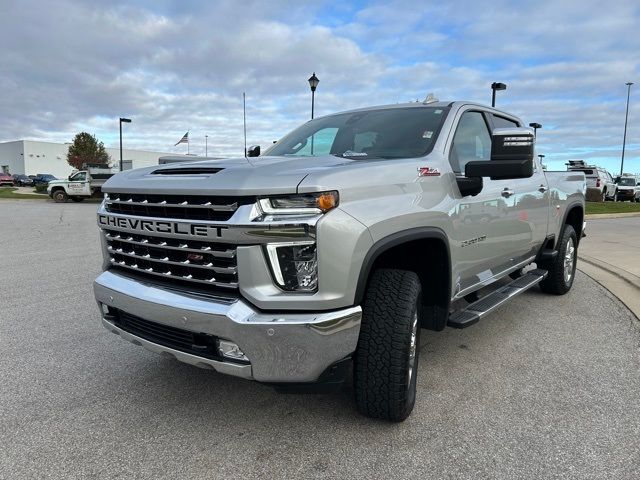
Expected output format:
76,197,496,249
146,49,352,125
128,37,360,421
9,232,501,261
94,271,362,382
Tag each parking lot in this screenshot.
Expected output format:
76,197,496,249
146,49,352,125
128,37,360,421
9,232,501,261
1,199,639,479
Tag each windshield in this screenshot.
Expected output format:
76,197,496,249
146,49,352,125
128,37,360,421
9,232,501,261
618,178,635,186
266,107,449,159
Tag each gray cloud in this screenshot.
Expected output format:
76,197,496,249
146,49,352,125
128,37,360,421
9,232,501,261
1,0,638,172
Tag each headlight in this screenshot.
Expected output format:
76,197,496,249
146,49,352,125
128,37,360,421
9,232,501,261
266,242,318,292
258,191,338,215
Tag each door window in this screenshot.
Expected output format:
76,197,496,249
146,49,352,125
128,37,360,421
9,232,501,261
491,115,519,129
449,111,492,174
71,172,87,181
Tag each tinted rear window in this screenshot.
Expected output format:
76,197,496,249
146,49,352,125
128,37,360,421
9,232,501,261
571,168,595,176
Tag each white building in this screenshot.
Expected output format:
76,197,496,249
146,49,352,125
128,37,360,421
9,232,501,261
0,140,193,178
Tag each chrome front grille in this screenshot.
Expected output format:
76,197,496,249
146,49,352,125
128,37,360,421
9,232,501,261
105,192,255,221
103,229,238,290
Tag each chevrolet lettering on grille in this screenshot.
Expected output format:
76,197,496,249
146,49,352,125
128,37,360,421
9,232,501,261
98,214,229,238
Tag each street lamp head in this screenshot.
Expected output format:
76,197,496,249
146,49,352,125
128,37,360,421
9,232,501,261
120,117,131,123
491,82,507,91
308,72,319,92
538,154,545,159
529,122,542,129
626,82,634,86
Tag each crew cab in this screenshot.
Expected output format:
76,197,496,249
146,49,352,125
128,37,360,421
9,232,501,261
93,100,586,421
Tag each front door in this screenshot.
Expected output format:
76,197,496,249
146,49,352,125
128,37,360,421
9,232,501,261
68,171,90,196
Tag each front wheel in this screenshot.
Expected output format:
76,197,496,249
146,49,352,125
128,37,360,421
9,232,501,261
539,224,577,295
354,269,422,422
52,190,68,203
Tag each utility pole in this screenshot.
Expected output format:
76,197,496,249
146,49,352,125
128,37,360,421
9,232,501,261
621,82,634,176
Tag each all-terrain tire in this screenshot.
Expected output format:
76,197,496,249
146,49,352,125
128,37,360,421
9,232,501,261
52,189,68,203
539,224,577,295
354,269,422,422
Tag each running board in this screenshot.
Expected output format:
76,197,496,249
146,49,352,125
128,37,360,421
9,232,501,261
447,269,548,329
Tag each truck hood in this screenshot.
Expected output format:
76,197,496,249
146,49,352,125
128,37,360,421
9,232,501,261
102,155,363,196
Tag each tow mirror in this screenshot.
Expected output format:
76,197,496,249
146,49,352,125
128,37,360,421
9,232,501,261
465,127,534,180
247,145,261,157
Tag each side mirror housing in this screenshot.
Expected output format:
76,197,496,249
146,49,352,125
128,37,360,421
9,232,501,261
456,176,483,197
247,145,261,157
465,128,534,180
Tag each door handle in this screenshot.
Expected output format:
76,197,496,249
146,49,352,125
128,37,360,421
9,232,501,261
501,188,515,198
538,184,548,193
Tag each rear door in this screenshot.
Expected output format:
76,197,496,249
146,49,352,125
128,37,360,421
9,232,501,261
488,114,549,255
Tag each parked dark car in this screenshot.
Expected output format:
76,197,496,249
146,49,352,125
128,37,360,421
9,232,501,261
32,174,57,187
12,174,34,187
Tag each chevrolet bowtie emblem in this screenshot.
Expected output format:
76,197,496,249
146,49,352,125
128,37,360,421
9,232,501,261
418,167,440,177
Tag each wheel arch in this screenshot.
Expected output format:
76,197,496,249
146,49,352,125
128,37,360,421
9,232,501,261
562,203,584,244
354,227,451,330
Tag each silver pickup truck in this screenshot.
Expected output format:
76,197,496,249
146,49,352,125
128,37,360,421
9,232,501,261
93,100,586,421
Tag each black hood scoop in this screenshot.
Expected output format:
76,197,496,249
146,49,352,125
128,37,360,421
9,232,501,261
151,167,224,175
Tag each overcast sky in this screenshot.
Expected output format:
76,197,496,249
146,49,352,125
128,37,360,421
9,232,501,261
1,0,639,172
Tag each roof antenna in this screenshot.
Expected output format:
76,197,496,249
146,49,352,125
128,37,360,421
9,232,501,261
423,93,438,104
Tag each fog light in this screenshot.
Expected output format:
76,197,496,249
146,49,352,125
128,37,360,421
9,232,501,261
266,242,318,292
218,340,249,362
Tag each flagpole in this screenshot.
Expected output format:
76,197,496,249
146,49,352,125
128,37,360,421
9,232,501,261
187,130,190,155
243,92,247,157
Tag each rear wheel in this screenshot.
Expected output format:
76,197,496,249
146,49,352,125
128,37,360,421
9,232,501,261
354,269,422,422
539,224,577,295
52,189,68,203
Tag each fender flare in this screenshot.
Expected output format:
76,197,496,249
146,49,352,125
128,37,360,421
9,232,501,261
353,226,451,306
561,201,585,241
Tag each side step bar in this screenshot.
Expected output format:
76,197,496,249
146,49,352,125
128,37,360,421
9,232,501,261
448,269,548,329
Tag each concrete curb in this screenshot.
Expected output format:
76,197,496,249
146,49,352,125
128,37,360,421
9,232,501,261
585,212,640,220
578,254,640,320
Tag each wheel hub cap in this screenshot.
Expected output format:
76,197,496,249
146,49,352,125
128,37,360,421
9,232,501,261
564,238,575,283
407,312,418,386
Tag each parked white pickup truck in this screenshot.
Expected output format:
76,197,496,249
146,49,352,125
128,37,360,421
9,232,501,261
48,165,114,202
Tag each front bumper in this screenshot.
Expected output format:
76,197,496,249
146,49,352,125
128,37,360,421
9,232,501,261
94,270,362,383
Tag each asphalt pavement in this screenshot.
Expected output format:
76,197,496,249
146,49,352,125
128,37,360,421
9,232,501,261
1,199,639,479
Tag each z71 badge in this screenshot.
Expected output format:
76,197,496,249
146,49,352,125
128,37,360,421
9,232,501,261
418,166,441,177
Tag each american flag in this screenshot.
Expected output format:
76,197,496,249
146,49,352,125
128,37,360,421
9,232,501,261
174,131,189,146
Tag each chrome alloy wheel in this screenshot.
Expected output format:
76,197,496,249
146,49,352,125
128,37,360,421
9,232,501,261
407,311,418,386
564,237,576,284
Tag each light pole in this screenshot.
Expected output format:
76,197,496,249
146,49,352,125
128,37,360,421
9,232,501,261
205,134,208,157
529,122,542,138
119,117,131,171
308,72,319,119
538,154,546,170
491,82,507,107
621,82,634,176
